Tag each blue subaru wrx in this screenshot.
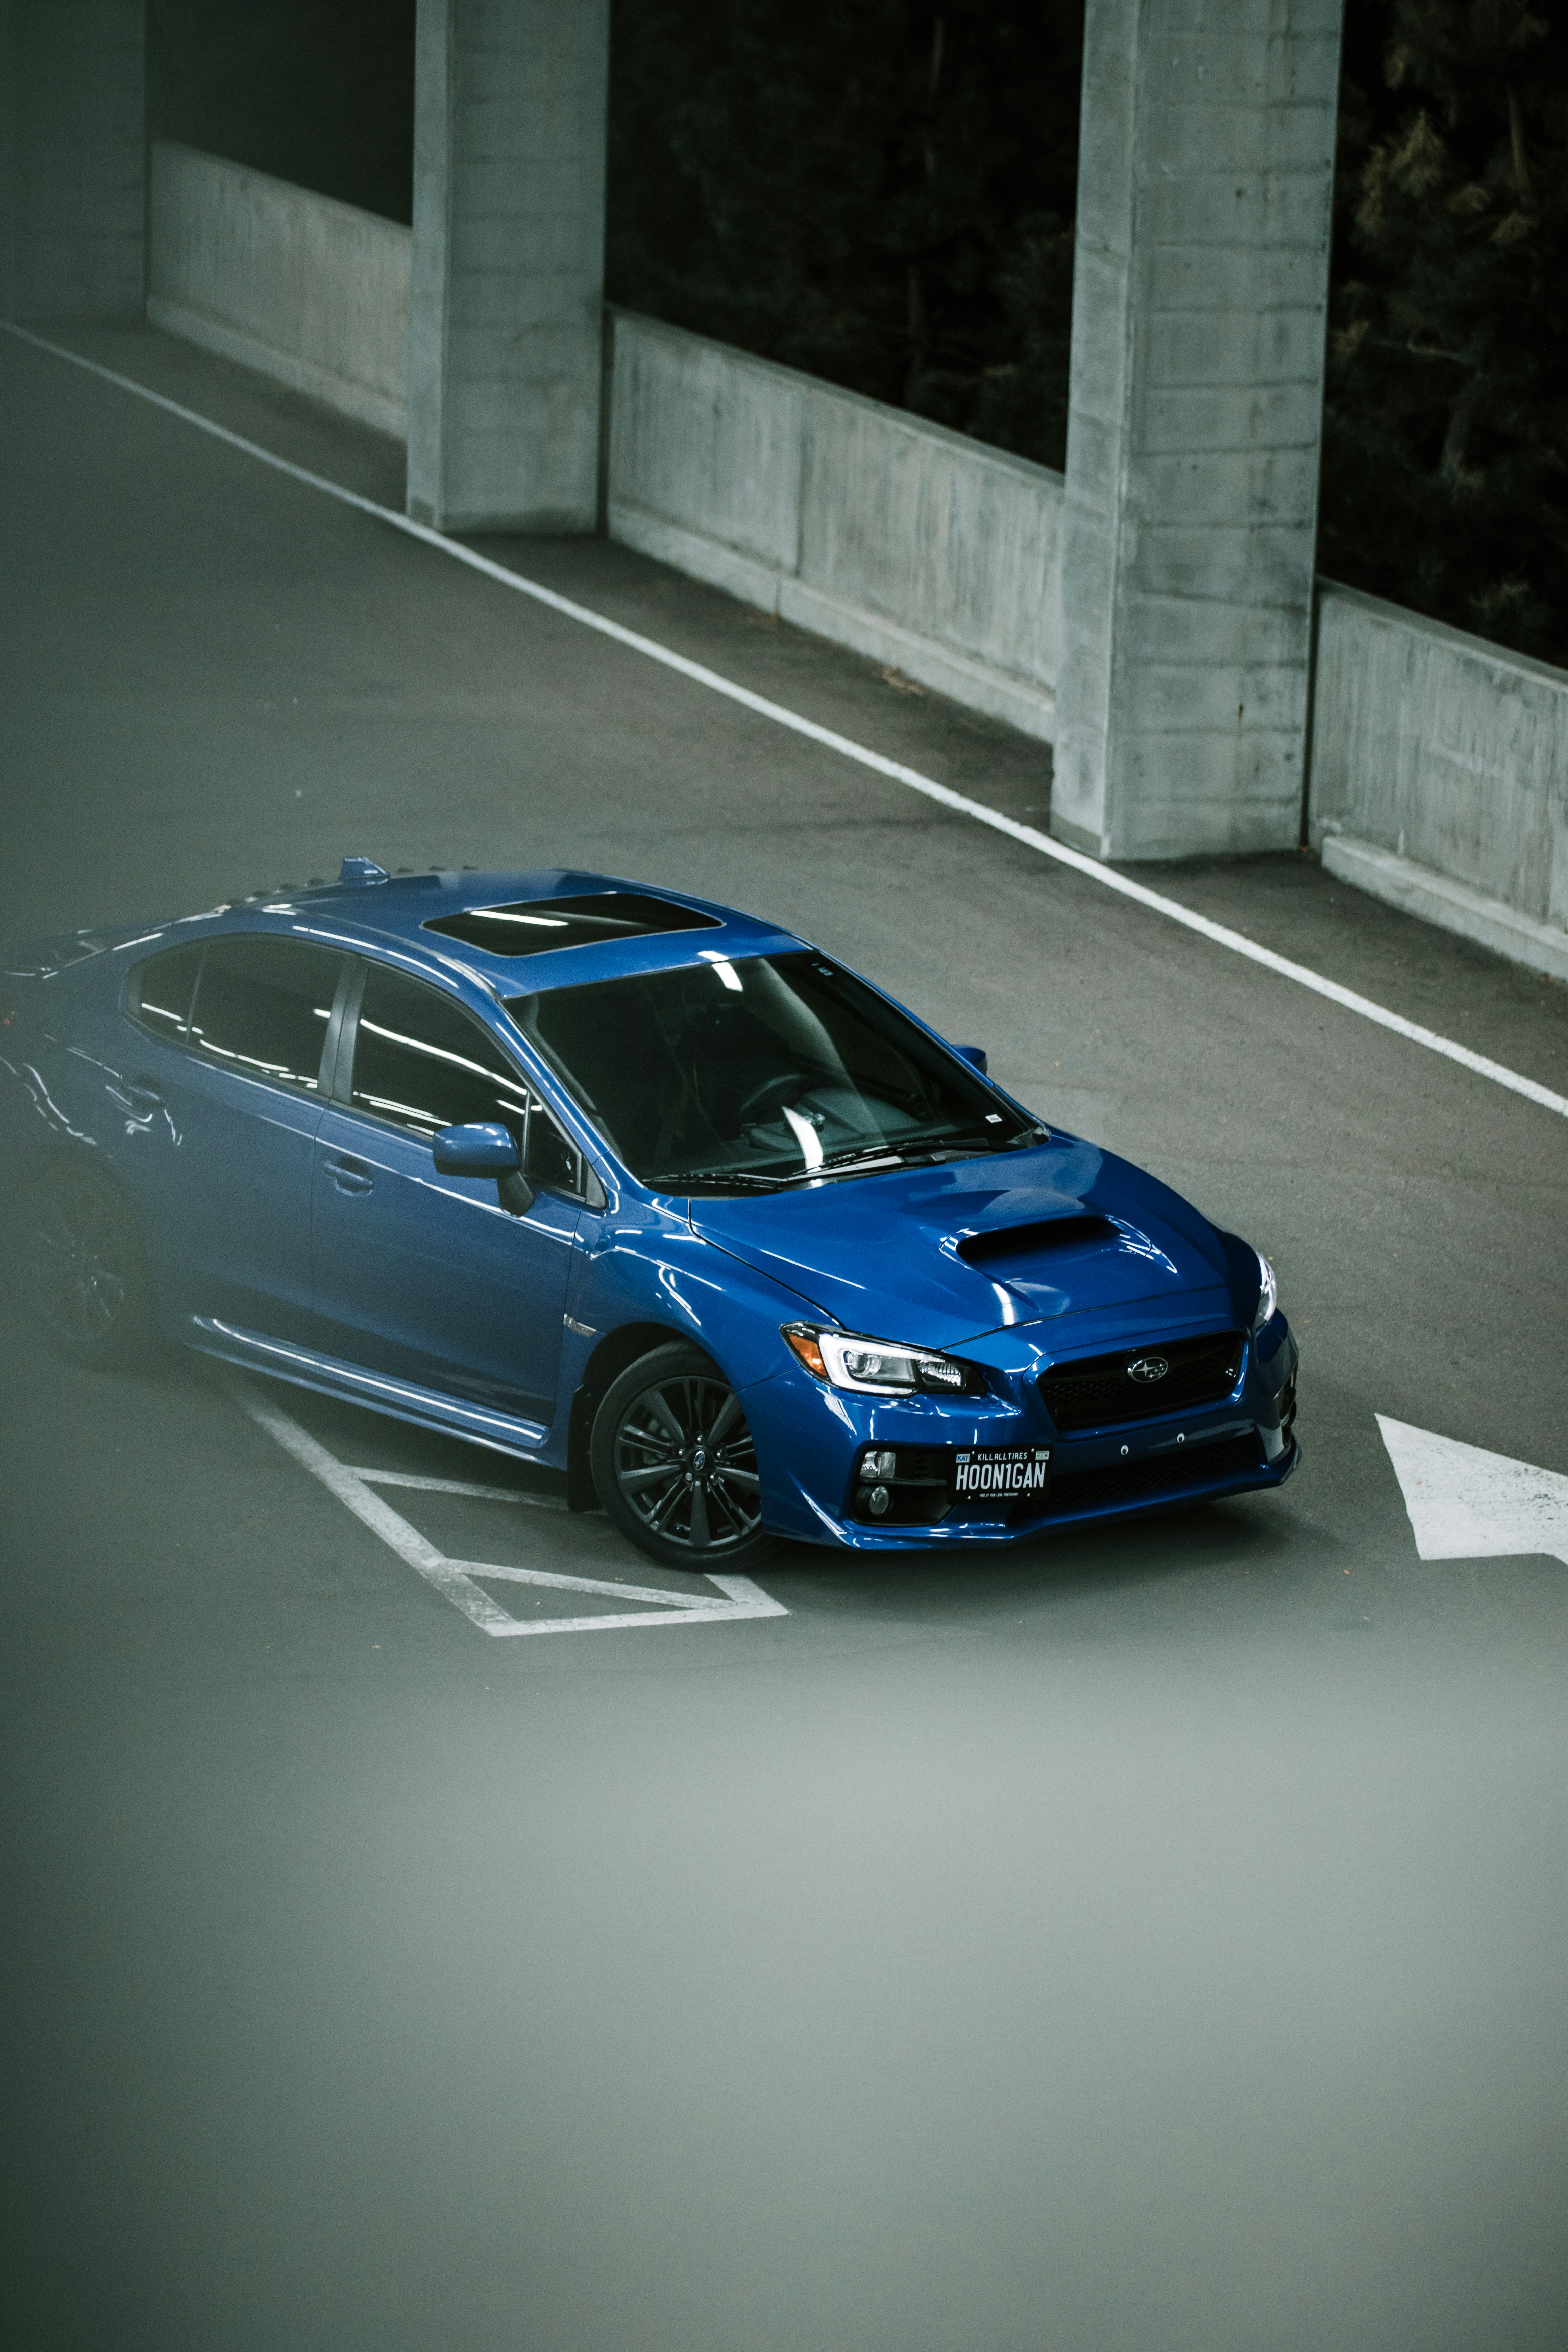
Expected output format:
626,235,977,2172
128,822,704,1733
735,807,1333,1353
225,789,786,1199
1,863,1298,1571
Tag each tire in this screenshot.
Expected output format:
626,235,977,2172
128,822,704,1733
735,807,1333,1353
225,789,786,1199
590,1342,775,1574
16,1157,156,1369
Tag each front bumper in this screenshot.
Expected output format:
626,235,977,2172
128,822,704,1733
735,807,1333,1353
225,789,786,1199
746,1312,1300,1550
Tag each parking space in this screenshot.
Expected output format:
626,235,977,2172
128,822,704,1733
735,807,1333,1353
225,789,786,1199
3,324,1568,2352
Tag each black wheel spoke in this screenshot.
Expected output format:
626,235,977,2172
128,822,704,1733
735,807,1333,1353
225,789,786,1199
618,1460,682,1494
610,1369,762,1555
647,1388,687,1446
707,1391,742,1446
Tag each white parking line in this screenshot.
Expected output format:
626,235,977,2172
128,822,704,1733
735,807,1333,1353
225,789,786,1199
350,1466,568,1509
7,318,1564,1125
227,1374,788,1637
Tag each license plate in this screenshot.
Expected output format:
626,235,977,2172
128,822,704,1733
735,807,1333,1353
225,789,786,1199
950,1445,1052,1503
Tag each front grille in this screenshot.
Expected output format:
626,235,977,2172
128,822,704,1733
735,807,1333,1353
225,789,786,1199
1039,1331,1244,1433
1037,1434,1261,1518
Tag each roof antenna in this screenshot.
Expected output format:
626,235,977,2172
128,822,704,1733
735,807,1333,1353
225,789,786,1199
338,856,390,886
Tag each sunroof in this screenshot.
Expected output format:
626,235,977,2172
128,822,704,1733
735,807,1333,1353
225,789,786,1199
423,891,722,957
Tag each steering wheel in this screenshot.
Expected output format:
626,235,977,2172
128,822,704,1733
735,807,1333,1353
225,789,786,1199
737,1072,807,1124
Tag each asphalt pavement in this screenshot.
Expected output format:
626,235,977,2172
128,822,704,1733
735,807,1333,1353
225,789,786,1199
2,322,1566,2352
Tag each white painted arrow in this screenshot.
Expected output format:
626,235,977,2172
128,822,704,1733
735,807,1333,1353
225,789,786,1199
1377,1416,1568,1565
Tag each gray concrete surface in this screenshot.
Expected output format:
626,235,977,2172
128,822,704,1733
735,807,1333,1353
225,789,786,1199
0,0,145,322
407,0,608,533
2,324,1568,2352
148,143,413,438
608,310,1064,742
1311,579,1568,956
1055,0,1343,860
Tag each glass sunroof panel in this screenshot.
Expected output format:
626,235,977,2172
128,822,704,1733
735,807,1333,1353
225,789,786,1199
423,891,721,958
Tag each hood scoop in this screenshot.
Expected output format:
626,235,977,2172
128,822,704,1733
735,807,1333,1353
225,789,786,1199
955,1216,1117,1268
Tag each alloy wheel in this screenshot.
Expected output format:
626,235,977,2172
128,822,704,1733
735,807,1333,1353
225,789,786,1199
30,1178,132,1345
611,1373,762,1554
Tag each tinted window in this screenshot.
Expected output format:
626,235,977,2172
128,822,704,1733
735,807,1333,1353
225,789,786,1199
350,966,587,1195
127,942,204,1041
188,937,344,1090
350,965,534,1138
506,952,1035,1191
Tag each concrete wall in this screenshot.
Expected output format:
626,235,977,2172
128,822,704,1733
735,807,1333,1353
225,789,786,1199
1,0,145,321
1309,581,1568,975
607,310,1064,742
146,142,411,438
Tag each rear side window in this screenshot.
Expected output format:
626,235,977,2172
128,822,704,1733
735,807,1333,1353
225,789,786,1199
127,942,204,1042
348,964,587,1196
188,937,345,1091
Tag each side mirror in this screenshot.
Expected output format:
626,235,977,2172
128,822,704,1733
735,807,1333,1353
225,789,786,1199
955,1044,988,1076
431,1121,519,1176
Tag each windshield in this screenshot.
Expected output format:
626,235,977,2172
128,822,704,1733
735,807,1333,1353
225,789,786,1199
504,952,1040,1192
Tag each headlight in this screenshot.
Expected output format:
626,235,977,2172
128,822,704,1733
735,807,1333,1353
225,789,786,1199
781,1322,979,1396
1252,1252,1278,1333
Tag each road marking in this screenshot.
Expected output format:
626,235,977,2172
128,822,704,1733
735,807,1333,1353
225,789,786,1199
227,1373,788,1636
349,1466,568,1509
1378,1415,1568,1565
7,318,1565,1125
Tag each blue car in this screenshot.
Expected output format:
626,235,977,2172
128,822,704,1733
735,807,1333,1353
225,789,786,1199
1,862,1298,1571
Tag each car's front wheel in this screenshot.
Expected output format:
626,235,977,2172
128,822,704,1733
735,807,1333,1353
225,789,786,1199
16,1157,156,1369
590,1343,774,1573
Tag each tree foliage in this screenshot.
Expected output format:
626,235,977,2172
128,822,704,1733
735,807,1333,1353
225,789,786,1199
1322,1,1568,658
607,1,1082,470
148,1,417,226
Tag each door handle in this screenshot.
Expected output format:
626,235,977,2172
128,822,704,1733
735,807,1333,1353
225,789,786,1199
328,1158,375,1196
109,1076,165,1114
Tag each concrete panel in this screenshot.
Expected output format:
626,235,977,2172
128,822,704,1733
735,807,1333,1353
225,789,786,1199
147,144,410,437
2,0,144,320
1056,0,1342,861
408,0,609,533
1321,835,1568,985
605,309,1063,742
1309,582,1568,938
798,387,1062,690
609,315,802,572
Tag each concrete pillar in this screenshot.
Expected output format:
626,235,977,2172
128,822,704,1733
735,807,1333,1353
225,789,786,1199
1053,0,1343,861
407,0,609,533
0,0,145,322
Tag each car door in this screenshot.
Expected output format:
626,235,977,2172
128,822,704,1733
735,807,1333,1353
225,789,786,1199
118,931,347,1340
310,959,582,1422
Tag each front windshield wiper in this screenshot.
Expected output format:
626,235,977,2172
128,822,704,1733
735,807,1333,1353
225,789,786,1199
649,1167,790,1193
804,1129,1029,1178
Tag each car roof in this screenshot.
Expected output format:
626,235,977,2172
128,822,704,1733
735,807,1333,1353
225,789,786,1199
205,867,806,996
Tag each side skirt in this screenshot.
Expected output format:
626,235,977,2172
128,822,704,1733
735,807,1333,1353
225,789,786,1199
184,1316,555,1463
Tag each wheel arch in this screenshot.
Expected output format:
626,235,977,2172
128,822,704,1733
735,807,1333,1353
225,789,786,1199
565,1320,724,1512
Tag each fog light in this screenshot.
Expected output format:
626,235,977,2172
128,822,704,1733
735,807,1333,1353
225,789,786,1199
864,1449,897,1478
867,1485,891,1516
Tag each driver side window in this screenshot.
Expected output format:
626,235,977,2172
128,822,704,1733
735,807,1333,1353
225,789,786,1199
347,964,588,1198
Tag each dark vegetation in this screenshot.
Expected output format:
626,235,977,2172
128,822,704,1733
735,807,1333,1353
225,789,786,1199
1324,1,1568,661
149,1,417,226
151,0,1568,664
604,1,1083,471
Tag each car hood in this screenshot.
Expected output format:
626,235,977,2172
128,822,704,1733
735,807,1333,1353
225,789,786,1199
688,1136,1238,1351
